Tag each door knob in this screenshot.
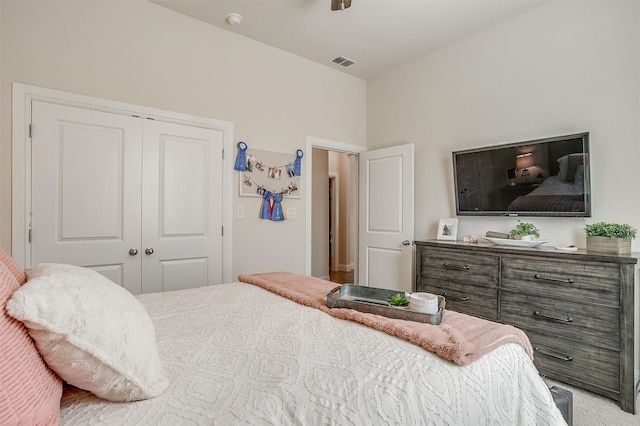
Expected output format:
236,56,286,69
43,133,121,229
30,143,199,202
402,240,412,246
129,248,138,256
145,247,154,255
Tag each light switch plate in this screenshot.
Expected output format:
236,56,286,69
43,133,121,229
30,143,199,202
237,206,245,219
287,207,296,219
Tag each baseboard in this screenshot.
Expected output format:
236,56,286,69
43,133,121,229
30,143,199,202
338,263,354,272
318,275,330,281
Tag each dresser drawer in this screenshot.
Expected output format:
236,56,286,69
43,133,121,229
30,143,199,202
529,331,620,395
501,257,620,305
425,280,497,321
501,291,620,349
418,248,499,288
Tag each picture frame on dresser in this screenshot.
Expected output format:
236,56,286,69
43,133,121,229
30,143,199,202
437,218,459,241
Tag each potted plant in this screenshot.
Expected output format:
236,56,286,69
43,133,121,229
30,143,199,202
585,222,637,254
509,220,541,241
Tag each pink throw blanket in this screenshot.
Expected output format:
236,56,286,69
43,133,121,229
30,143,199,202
238,271,533,366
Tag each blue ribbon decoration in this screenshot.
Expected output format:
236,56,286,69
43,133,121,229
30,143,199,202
294,149,303,176
271,192,285,221
260,190,273,220
234,141,248,171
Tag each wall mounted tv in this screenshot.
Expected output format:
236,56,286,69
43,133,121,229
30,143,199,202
452,132,590,217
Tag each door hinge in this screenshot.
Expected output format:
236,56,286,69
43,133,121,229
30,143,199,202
221,226,224,236
222,148,225,159
29,124,32,138
28,228,32,243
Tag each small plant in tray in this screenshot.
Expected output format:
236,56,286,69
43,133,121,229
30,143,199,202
387,293,409,306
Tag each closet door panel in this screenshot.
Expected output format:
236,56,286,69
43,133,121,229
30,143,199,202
30,101,143,294
141,120,224,293
162,137,208,235
60,126,123,238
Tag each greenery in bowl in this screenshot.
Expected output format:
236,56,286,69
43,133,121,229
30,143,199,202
585,222,637,240
509,220,541,239
387,293,408,306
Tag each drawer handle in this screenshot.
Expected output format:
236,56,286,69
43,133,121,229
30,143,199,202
533,311,573,323
443,263,470,271
441,291,469,302
534,347,573,362
533,274,574,284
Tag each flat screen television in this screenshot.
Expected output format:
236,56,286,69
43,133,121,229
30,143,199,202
452,132,591,217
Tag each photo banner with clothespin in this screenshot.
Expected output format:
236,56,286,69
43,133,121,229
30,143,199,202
237,146,304,199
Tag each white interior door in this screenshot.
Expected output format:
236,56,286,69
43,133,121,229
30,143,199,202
30,101,225,294
141,120,224,293
358,144,414,292
31,101,143,293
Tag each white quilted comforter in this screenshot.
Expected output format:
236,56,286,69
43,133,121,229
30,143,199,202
60,283,566,425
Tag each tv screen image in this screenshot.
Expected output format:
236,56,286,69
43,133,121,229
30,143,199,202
452,132,590,217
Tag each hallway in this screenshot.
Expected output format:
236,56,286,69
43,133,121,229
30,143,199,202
329,270,354,284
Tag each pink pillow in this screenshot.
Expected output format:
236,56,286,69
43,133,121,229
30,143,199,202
0,246,26,285
0,262,62,426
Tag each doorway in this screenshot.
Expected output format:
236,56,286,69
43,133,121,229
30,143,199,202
328,170,354,285
307,141,364,284
306,137,414,291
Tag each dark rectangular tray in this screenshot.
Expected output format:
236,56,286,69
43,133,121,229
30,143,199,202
326,284,445,324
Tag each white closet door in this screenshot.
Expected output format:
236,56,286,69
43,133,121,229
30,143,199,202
31,101,143,293
141,120,224,293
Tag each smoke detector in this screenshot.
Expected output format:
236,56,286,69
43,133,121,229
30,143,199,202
226,13,243,25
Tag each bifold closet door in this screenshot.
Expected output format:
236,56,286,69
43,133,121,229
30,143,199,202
140,120,224,293
30,101,143,294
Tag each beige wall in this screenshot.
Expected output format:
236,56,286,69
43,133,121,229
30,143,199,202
3,1,639,274
368,1,640,251
329,151,353,271
311,148,329,278
0,1,367,277
367,1,640,377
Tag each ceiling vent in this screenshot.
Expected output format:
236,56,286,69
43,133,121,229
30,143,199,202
331,56,357,68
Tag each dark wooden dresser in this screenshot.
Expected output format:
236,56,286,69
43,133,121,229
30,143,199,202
414,240,638,413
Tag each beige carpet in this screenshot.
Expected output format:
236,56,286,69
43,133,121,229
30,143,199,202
545,379,638,425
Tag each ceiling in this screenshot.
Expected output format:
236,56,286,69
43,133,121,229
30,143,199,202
150,0,547,80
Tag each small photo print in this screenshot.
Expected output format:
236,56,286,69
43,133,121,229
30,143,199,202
268,167,282,180
437,218,459,241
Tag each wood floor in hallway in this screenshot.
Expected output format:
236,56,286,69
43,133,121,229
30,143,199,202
329,270,354,284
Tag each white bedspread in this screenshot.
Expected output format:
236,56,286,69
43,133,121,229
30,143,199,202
60,283,566,425
529,176,584,196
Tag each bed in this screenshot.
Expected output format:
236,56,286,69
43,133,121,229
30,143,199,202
1,255,567,425
508,153,587,213
507,176,586,212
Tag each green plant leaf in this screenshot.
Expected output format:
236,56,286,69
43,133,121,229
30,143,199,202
585,222,637,239
387,293,408,306
509,219,540,239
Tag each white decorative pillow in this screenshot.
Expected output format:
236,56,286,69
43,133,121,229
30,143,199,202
557,155,569,181
7,263,169,402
